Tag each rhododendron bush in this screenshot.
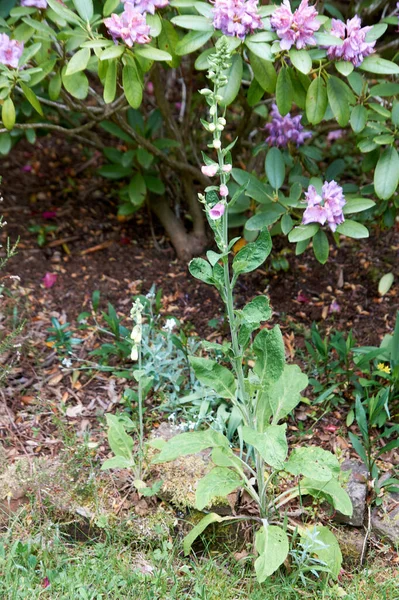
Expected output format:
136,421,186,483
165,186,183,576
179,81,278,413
0,0,398,260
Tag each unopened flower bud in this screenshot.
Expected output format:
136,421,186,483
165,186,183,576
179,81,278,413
209,105,217,116
219,184,229,197
201,164,218,177
209,123,216,132
213,139,221,149
218,117,226,126
222,164,232,173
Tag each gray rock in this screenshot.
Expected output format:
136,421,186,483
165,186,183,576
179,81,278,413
372,490,399,544
335,459,368,527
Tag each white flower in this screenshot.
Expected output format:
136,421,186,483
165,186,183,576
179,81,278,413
131,324,142,344
163,318,176,333
130,345,138,361
62,357,72,368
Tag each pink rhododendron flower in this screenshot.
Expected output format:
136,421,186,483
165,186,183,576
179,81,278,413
327,16,375,67
265,103,312,148
201,164,218,177
0,33,24,69
209,203,225,220
219,184,229,197
122,0,169,14
42,272,57,288
270,0,320,50
212,0,263,39
302,181,346,232
21,0,47,8
104,5,151,46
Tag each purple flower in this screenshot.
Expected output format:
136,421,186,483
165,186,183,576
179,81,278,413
302,180,346,232
122,0,169,15
104,4,151,46
209,202,225,220
327,16,375,67
327,129,345,142
329,300,341,313
265,103,312,148
21,0,47,8
212,0,263,39
42,272,58,288
0,34,24,69
270,0,320,50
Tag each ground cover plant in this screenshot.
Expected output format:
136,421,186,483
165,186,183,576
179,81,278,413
0,0,399,597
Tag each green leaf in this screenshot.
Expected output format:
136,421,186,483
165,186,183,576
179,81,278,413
184,513,231,555
312,229,329,264
146,13,162,37
104,59,117,103
49,72,62,101
105,414,133,461
249,53,276,93
65,47,90,75
242,424,287,469
255,525,289,583
103,0,120,16
175,30,213,55
365,23,387,42
336,220,369,239
300,526,342,579
101,456,135,470
285,447,340,481
306,76,327,125
134,46,172,62
20,82,43,116
369,82,399,97
171,15,212,31
98,164,132,179
253,325,285,387
335,61,353,76
231,168,272,204
219,54,243,106
374,146,399,200
245,205,285,230
62,68,89,99
152,429,229,464
378,273,394,296
265,147,285,190
276,67,293,116
327,76,353,127
242,295,272,324
196,467,243,510
269,364,308,425
350,105,367,133
301,477,353,516
343,198,375,214
288,224,319,242
245,41,272,61
232,229,272,275
158,19,180,68
289,49,312,74
72,0,93,21
0,132,11,155
189,357,237,400
189,257,213,284
314,32,344,47
1,97,15,130
128,173,146,206
46,0,82,24
123,64,143,109
359,56,399,75
100,45,125,61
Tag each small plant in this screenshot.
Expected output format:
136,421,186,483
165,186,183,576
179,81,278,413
27,223,58,247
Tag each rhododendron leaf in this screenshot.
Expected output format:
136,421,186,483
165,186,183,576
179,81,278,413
359,56,399,75
189,356,237,400
65,47,90,76
232,229,272,275
175,30,213,55
219,54,243,107
194,1,213,17
100,45,125,61
103,0,120,16
146,13,162,37
245,205,285,230
158,20,180,68
72,0,93,21
171,15,213,31
374,147,399,200
46,0,83,24
196,467,243,510
313,229,329,264
276,67,293,116
152,430,230,464
285,447,340,481
288,224,319,242
249,53,276,93
336,220,369,239
289,49,312,74
378,273,394,297
135,46,172,62
265,147,285,190
184,513,231,556
189,257,213,284
327,76,355,127
62,68,89,99
350,105,367,133
314,32,344,47
104,59,117,103
269,364,308,424
255,525,289,583
306,76,327,125
123,64,143,109
20,82,43,116
245,41,272,61
301,477,353,516
334,61,353,76
242,425,287,469
1,98,15,130
0,133,11,155
343,198,375,214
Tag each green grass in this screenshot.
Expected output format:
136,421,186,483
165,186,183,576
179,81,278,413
1,511,398,600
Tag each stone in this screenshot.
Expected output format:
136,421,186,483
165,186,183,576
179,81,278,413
335,459,367,527
372,490,399,545
334,527,365,567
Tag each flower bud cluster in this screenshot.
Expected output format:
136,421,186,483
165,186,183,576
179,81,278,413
130,299,144,361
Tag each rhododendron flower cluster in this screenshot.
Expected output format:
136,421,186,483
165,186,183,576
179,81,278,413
212,0,263,39
0,33,24,69
327,16,375,67
270,0,320,50
302,181,346,232
21,0,47,8
122,0,169,15
104,4,151,46
265,104,312,148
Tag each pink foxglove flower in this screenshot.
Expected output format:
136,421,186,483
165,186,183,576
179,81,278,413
122,0,169,14
104,4,151,46
223,164,232,173
270,0,320,50
42,272,57,288
212,0,263,39
209,203,225,220
219,184,229,197
302,181,346,232
201,164,218,177
326,16,375,67
265,104,312,148
0,34,24,69
21,0,47,8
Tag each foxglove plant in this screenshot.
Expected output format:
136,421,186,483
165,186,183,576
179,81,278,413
152,38,352,583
